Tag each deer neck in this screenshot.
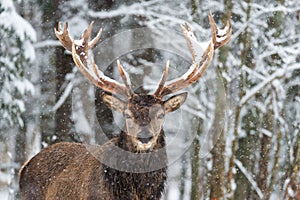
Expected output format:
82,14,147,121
102,130,168,199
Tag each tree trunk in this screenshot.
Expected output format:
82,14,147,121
256,115,272,198
179,153,188,199
39,0,61,145
209,133,225,200
190,120,202,200
209,77,226,199
209,2,232,198
54,46,74,142
39,0,76,144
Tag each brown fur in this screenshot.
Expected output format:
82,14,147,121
19,94,180,200
19,132,167,200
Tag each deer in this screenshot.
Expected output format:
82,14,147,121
19,12,231,200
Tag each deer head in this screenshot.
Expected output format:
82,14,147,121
54,12,231,152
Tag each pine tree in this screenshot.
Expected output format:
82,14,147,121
0,0,36,128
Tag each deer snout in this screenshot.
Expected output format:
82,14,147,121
137,130,153,144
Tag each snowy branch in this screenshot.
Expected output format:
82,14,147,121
234,159,264,199
181,106,206,120
87,0,206,33
52,79,74,112
34,40,61,49
231,4,300,41
240,64,300,107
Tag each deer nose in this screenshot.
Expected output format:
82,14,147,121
137,136,153,144
137,131,153,144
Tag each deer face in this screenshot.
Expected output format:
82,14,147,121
102,92,187,151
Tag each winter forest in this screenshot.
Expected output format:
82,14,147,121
0,0,299,199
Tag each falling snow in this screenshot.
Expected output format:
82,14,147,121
0,0,299,199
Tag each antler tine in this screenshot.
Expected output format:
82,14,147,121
82,21,93,45
117,60,133,96
180,23,196,62
209,11,232,49
82,21,103,50
89,27,102,49
54,22,73,52
153,60,170,97
157,12,231,97
55,22,131,98
209,12,218,47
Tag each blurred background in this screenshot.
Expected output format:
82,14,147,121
0,0,299,199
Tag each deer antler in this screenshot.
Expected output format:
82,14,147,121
55,12,230,99
54,21,133,97
153,12,232,97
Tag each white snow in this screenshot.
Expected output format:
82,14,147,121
261,128,272,137
0,0,36,42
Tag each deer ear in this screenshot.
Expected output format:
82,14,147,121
163,92,187,113
102,93,125,113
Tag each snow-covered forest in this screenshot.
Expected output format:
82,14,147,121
0,0,299,199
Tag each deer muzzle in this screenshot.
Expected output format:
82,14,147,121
137,129,154,144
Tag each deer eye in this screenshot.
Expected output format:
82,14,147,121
157,113,165,119
124,113,131,119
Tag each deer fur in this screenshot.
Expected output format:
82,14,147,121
19,93,185,200
19,140,167,200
